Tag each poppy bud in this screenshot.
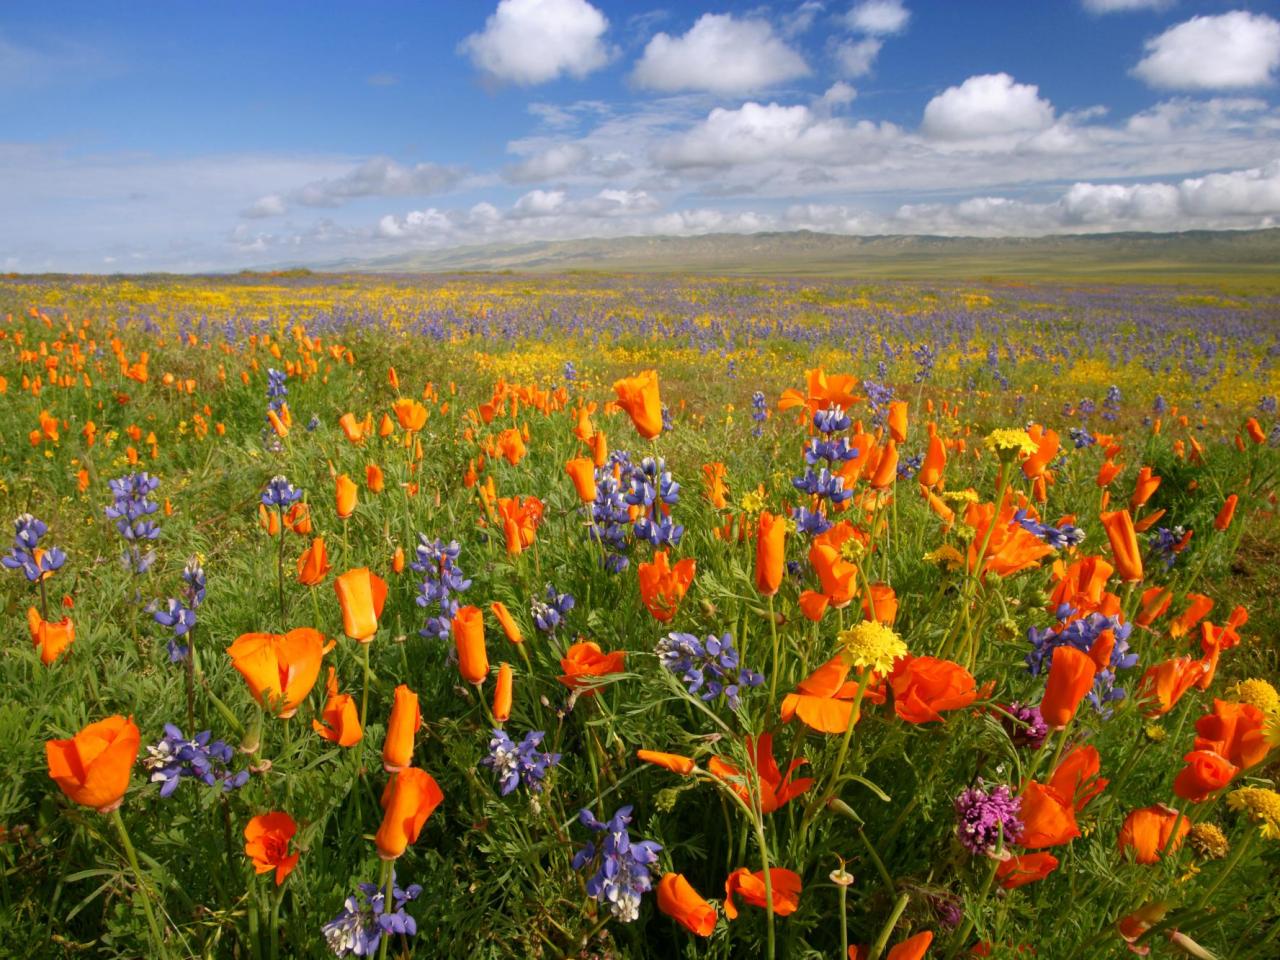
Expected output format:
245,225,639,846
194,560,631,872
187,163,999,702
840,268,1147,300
333,568,387,642
490,601,523,645
1214,494,1237,532
1040,646,1096,729
493,664,513,723
382,685,422,772
754,511,785,598
452,606,489,685
375,768,443,860
1100,509,1143,582
335,473,358,519
656,873,716,936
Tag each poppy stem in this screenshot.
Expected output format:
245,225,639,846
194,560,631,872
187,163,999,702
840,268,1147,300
360,641,371,728
766,593,780,710
868,891,910,960
111,808,168,959
378,859,394,960
276,513,287,628
38,574,49,621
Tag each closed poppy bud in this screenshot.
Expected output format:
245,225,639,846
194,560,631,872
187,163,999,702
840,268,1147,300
296,536,331,586
379,413,395,437
657,873,716,937
1119,804,1189,864
283,501,312,535
335,473,358,519
870,439,899,489
382,684,422,772
591,430,608,467
1214,494,1237,531
637,749,696,775
1172,749,1237,802
375,768,444,860
755,510,785,597
312,667,362,747
333,568,388,642
1040,646,1096,729
46,715,140,813
1100,509,1143,582
919,432,946,488
453,605,489,684
1135,586,1172,627
27,606,74,665
392,546,405,574
612,369,663,440
1095,459,1121,488
366,463,385,494
887,401,908,444
243,812,299,885
1245,417,1265,444
565,457,597,503
227,628,327,717
493,663,513,723
338,412,364,443
258,502,280,536
490,601,523,645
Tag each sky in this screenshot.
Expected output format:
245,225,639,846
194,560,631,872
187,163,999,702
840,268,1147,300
3,0,1280,272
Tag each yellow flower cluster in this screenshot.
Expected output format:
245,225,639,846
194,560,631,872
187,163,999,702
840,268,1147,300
1227,787,1280,840
1230,678,1280,716
838,621,907,675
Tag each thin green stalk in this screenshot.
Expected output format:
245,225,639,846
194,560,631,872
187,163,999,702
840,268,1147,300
869,892,910,960
111,809,168,959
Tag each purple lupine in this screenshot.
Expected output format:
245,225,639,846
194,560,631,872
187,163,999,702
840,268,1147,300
322,873,422,957
104,472,161,573
572,806,662,922
412,536,471,640
2,513,66,583
531,584,574,635
1027,606,1139,714
656,631,763,710
143,724,248,797
480,729,560,796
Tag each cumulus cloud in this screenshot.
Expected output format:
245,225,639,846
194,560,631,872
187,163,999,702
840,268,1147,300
835,38,883,78
246,158,466,216
1133,12,1280,89
460,0,611,86
921,73,1056,140
844,1,911,36
652,101,898,169
1082,0,1171,12
631,14,809,94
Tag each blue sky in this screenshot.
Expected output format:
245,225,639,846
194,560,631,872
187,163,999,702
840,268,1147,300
3,0,1279,271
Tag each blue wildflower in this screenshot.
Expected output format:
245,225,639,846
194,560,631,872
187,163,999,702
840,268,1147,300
656,631,763,710
481,729,560,796
572,806,662,922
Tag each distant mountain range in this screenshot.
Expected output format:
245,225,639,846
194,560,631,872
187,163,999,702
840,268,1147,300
314,228,1280,280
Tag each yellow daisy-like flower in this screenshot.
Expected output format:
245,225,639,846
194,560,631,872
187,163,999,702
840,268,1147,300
838,620,908,676
1230,678,1280,716
941,489,980,504
839,538,866,564
1227,787,1280,840
1143,724,1168,743
738,489,766,519
985,428,1037,462
924,545,965,572
1188,823,1229,860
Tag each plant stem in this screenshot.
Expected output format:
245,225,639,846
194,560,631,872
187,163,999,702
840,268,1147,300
112,808,168,959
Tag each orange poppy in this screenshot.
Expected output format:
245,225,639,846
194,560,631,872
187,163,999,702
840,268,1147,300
996,853,1059,889
778,367,861,418
850,930,935,960
612,370,663,439
452,606,489,685
964,501,1053,577
637,750,696,775
243,812,299,885
1040,646,1096,729
780,655,886,733
889,655,977,724
861,583,898,623
702,462,729,510
495,495,544,556
493,663,513,722
869,439,899,489
1194,699,1269,770
1136,656,1206,717
1047,745,1108,811
333,567,387,642
490,601,523,645
366,463,385,494
27,606,74,665
637,550,696,622
1172,750,1237,802
755,510,786,597
557,641,626,695
723,867,802,920
46,715,140,813
312,667,362,747
1019,781,1080,848
375,768,444,860
335,473,358,519
707,734,813,814
1022,425,1060,480
382,684,422,772
392,398,428,432
919,431,947,488
656,873,716,937
1118,804,1189,864
338,412,365,443
887,401,909,444
1169,593,1213,639
226,628,327,718
283,501,312,535
1099,509,1143,582
1135,586,1173,627
565,457,598,503
1129,466,1161,511
296,536,331,586
1214,494,1238,531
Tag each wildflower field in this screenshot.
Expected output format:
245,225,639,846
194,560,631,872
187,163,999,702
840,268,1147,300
2,271,1279,960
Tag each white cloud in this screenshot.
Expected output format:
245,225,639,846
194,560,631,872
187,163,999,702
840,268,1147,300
835,38,883,78
246,158,466,216
242,194,287,218
505,143,591,181
653,101,898,169
1133,12,1280,89
1082,0,1172,13
845,1,911,36
631,14,809,94
460,0,611,86
819,81,858,110
921,73,1056,140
